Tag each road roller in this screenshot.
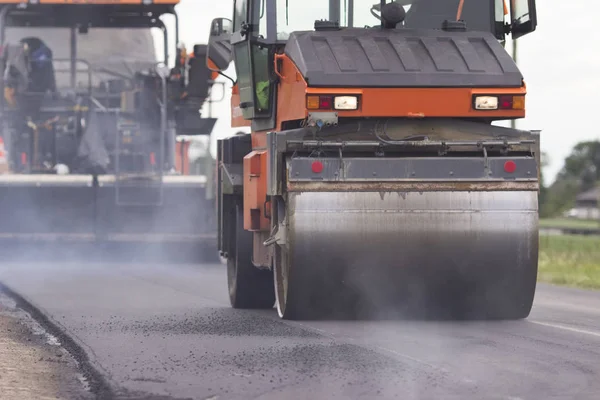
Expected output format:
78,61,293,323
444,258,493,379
206,0,541,320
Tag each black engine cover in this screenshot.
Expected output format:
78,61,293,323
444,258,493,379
284,28,522,88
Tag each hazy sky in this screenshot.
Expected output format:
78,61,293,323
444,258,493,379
167,0,599,184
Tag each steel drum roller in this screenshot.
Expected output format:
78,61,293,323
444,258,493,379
275,190,539,320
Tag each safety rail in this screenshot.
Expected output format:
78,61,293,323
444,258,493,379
51,58,93,95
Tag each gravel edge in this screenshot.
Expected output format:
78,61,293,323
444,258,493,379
0,282,115,400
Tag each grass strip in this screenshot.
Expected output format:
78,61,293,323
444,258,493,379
538,234,600,289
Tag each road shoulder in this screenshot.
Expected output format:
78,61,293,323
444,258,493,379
0,291,94,400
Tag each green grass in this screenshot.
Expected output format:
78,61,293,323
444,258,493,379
539,218,600,230
538,234,600,289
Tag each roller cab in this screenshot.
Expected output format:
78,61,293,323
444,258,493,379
208,0,541,319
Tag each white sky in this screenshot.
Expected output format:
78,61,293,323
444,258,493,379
159,0,599,184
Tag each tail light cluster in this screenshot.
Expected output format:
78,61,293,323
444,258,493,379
473,95,525,111
306,95,360,111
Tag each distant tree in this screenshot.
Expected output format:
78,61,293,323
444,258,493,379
540,141,600,217
540,178,580,217
539,151,549,211
560,141,600,192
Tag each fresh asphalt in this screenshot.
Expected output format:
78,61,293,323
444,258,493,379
1,261,599,400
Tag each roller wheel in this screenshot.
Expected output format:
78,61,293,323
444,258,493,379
273,198,328,320
227,203,275,309
274,240,296,319
273,198,299,319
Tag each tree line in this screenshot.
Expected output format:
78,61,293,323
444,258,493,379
540,141,600,217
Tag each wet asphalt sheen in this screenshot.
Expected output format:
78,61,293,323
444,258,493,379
1,262,599,400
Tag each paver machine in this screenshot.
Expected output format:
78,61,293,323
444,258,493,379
208,0,541,319
0,0,221,261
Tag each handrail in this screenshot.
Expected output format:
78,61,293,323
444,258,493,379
51,58,93,95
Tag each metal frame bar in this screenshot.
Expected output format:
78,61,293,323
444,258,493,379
0,5,12,116
174,11,179,51
0,5,10,44
0,4,177,27
70,26,77,88
286,139,536,150
329,0,340,25
287,156,538,182
266,0,277,41
0,5,176,65
287,180,540,192
162,25,169,65
348,0,354,27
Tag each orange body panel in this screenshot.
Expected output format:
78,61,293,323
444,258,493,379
274,55,311,125
243,151,269,232
251,132,267,150
271,55,526,123
305,86,527,119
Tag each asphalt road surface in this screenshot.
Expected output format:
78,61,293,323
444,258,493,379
1,262,600,400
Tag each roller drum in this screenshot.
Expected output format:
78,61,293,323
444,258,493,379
276,190,538,320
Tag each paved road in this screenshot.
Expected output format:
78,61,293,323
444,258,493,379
1,262,600,400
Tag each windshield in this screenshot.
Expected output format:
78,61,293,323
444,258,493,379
5,27,159,90
275,0,498,41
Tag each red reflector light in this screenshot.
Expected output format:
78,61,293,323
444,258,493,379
504,160,516,173
311,161,324,173
319,96,332,109
499,95,513,110
21,152,27,165
150,152,156,165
